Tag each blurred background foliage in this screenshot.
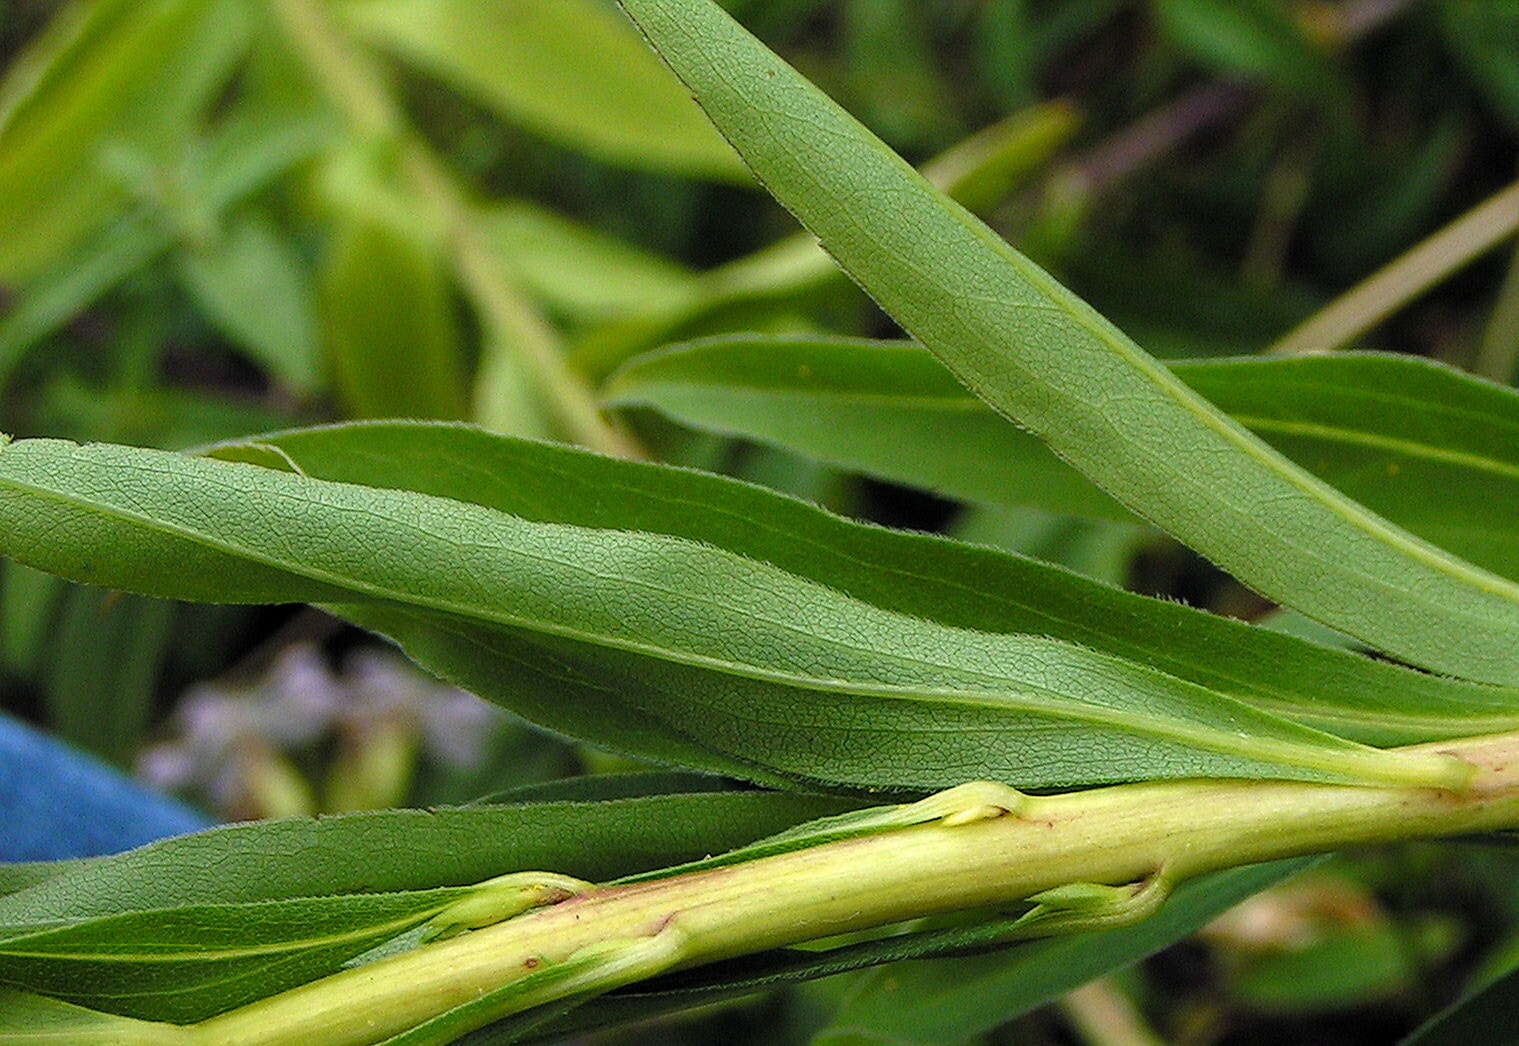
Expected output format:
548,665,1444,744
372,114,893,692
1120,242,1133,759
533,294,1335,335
1,0,1519,1042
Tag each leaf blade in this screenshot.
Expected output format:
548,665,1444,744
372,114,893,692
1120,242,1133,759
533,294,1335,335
612,0,1519,686
0,437,1463,792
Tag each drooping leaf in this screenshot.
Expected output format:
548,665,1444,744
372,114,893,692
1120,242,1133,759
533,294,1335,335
0,437,1467,792
610,338,1519,581
613,0,1519,686
209,421,1519,750
338,0,747,181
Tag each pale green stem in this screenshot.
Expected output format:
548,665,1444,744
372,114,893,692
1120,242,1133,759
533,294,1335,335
268,0,642,459
1474,235,1519,385
1269,179,1519,357
157,731,1519,1046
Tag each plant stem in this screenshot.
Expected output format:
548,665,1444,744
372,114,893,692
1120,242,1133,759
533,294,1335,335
183,731,1519,1046
268,0,642,458
1269,179,1519,357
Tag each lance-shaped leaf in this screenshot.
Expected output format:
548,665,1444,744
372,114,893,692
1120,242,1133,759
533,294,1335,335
610,338,1519,581
0,791,852,1023
210,422,1519,749
0,438,1468,792
612,0,1519,687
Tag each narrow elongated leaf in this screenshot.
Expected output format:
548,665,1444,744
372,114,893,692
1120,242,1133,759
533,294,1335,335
0,990,180,1046
317,212,467,420
478,201,699,321
0,890,468,1022
0,437,1464,791
210,423,1519,749
42,587,174,766
610,338,1519,581
1151,0,1336,96
613,0,1519,686
0,792,852,1022
338,0,746,181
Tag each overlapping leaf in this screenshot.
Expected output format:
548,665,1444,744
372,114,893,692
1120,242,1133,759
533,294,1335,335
210,422,1519,748
610,337,1519,580
0,436,1469,791
613,0,1519,686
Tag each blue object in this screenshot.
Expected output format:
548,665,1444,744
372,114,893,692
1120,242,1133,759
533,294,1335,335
0,712,211,861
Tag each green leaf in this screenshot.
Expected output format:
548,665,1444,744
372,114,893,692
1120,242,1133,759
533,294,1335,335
612,0,1519,686
0,0,250,281
1439,0,1519,131
0,792,852,1023
338,0,747,181
610,338,1519,582
570,100,1080,381
177,212,321,395
316,208,468,421
477,201,699,321
0,436,1466,792
0,990,182,1046
42,586,174,767
1151,0,1337,96
0,563,63,677
0,890,470,1022
212,421,1519,749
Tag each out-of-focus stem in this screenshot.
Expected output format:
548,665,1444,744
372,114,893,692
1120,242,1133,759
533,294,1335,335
1269,180,1519,357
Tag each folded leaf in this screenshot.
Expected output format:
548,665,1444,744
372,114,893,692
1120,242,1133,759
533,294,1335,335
213,422,1519,749
610,338,1519,581
613,0,1519,686
0,438,1463,791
